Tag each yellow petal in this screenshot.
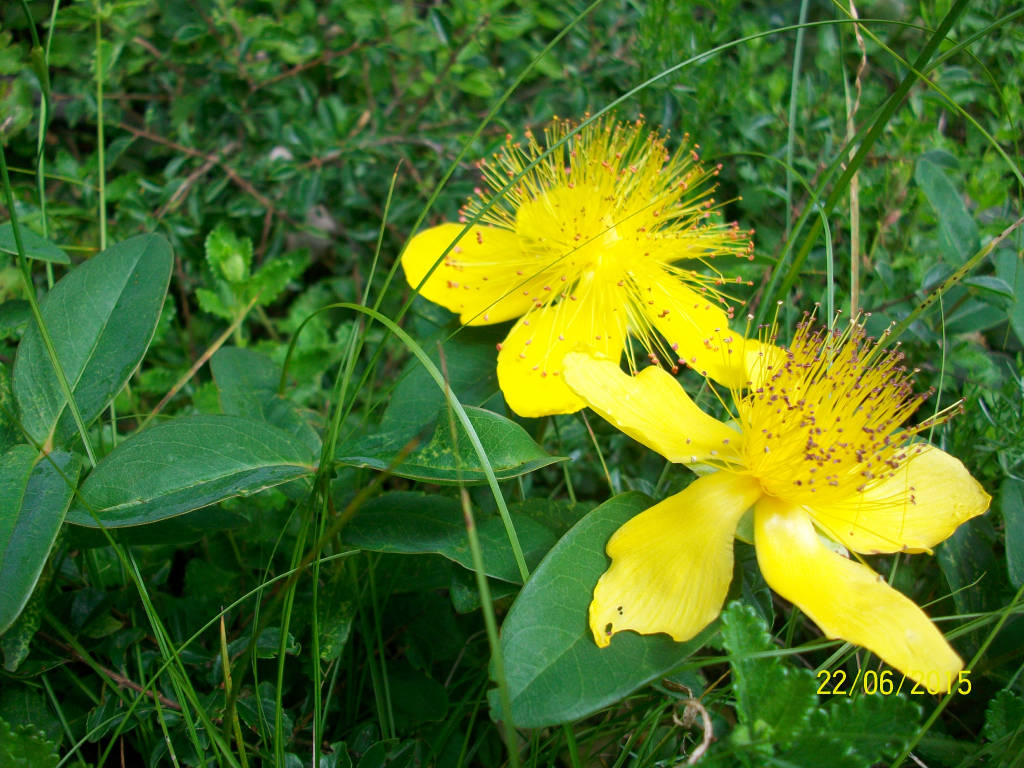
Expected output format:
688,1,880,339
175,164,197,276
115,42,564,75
563,352,740,464
635,266,754,388
590,472,763,647
755,495,962,689
810,445,990,555
497,281,627,417
401,223,538,325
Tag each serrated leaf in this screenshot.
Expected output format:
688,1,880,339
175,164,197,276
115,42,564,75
0,223,69,264
983,690,1024,766
246,250,307,306
720,602,817,747
12,234,172,447
0,717,59,768
195,287,235,320
495,492,711,728
822,694,920,763
65,414,316,528
338,405,563,484
914,156,979,261
0,446,81,634
205,222,252,283
211,346,320,455
343,491,557,584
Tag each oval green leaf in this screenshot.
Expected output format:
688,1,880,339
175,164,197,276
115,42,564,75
0,222,70,265
337,406,564,484
343,492,558,584
12,234,173,447
914,154,979,261
0,445,82,634
211,346,321,455
65,414,316,528
495,492,712,728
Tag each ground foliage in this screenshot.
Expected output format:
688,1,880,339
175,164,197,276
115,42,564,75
1,0,1023,766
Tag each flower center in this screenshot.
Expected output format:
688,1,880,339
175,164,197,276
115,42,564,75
512,185,625,275
738,318,948,506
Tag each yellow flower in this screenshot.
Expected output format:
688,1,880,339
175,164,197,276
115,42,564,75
563,317,990,689
401,116,757,417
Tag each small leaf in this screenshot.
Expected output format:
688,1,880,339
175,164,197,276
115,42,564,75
65,414,316,528
983,690,1024,742
337,405,564,484
0,223,69,265
495,492,711,728
246,250,308,306
1003,477,1024,588
0,446,81,634
779,691,920,767
205,222,252,284
343,491,557,584
195,287,235,320
0,717,59,768
720,602,817,748
914,155,980,261
12,234,172,446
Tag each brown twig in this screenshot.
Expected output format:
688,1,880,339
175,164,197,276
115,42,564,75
117,122,293,227
141,295,261,427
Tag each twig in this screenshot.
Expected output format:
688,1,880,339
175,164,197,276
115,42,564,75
141,295,260,427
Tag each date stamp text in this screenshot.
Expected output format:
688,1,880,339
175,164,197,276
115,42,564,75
816,669,972,696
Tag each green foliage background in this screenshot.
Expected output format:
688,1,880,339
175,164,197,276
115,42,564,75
1,0,1023,766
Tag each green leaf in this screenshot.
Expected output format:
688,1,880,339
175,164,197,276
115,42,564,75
0,363,17,453
1,553,52,672
994,249,1024,347
937,515,1005,616
914,155,979,262
0,446,81,635
65,414,316,528
720,602,817,748
246,250,308,306
983,690,1024,741
337,405,563,484
380,327,502,436
195,287,235,320
65,505,249,548
343,492,557,584
0,718,59,768
388,661,448,730
495,492,710,727
205,222,252,283
780,694,920,767
11,234,172,447
1003,477,1024,588
983,690,1024,766
0,223,69,265
211,346,321,455
0,301,30,341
